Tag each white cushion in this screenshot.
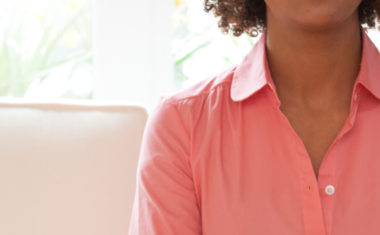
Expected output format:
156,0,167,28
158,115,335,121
0,98,148,235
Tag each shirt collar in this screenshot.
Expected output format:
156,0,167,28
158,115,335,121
230,25,380,103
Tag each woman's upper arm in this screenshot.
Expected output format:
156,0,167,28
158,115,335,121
128,96,202,235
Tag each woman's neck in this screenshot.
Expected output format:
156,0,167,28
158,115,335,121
265,7,362,109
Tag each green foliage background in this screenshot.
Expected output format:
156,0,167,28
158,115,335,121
0,0,92,97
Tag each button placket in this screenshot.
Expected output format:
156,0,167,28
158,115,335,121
277,97,327,235
317,135,338,235
289,133,325,235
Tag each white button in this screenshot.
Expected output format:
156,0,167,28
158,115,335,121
325,185,335,195
354,92,357,102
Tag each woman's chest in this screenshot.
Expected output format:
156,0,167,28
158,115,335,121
188,99,380,235
191,124,304,234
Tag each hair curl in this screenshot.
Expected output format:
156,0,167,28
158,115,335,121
203,0,380,37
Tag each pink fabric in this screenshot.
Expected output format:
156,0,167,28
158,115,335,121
128,25,380,235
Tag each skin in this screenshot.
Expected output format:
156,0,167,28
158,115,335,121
263,0,363,180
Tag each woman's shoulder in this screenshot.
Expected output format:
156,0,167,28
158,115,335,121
151,64,238,134
163,65,238,105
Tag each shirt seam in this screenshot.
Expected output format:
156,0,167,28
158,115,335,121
165,97,192,172
169,81,233,104
165,94,204,229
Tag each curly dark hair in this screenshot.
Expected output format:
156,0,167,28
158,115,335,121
203,0,380,37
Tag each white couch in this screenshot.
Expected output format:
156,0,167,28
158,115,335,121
0,98,149,235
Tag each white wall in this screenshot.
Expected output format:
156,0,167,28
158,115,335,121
93,0,176,112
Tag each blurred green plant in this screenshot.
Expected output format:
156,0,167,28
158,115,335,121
172,0,257,82
173,25,257,81
0,0,92,97
173,23,214,81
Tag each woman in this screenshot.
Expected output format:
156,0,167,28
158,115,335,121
129,1,380,234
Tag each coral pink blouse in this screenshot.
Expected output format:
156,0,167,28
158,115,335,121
128,25,380,235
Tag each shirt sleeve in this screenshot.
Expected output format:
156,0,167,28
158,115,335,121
128,95,202,235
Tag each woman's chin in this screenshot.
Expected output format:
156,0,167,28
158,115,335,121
292,13,347,31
